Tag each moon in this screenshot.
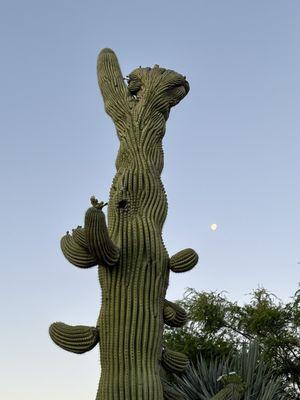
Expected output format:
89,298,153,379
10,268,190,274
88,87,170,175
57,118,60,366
210,223,218,231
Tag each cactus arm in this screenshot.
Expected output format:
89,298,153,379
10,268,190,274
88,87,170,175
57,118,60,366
163,300,187,327
169,248,198,273
60,199,119,269
60,232,97,268
49,322,99,354
161,348,189,374
97,48,131,125
212,374,245,400
211,385,245,400
161,382,184,400
160,367,185,400
84,197,120,267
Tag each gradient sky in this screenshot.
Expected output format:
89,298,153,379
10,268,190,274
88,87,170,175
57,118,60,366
1,1,299,398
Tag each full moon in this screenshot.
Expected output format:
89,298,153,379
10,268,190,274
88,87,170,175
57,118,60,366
210,223,218,231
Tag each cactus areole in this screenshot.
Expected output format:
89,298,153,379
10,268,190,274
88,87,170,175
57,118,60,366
49,48,198,400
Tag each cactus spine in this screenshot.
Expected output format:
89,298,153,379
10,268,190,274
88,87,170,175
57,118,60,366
50,48,198,400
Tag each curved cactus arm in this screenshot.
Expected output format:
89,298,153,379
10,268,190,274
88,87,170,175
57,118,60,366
212,374,245,400
97,48,131,124
210,387,232,400
49,322,99,354
161,348,189,374
163,299,187,327
84,197,120,267
169,248,198,273
161,381,184,400
211,385,244,400
60,232,97,268
160,366,185,400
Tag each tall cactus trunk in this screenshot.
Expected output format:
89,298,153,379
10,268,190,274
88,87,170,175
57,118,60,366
49,48,198,400
98,158,170,398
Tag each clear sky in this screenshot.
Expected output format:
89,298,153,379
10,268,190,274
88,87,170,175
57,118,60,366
1,1,299,399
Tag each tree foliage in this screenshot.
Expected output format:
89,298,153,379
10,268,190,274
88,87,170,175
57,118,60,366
163,286,300,397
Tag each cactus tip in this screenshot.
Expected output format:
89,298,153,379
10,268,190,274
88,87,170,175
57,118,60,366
90,196,108,210
90,196,98,206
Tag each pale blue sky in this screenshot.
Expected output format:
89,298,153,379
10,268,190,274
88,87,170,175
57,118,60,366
1,1,299,399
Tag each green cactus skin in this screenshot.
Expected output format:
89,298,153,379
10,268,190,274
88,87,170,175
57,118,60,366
163,300,187,327
161,383,184,400
49,48,198,400
161,348,189,373
49,322,99,354
170,248,199,273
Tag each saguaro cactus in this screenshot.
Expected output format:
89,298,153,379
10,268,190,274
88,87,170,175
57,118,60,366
49,48,198,400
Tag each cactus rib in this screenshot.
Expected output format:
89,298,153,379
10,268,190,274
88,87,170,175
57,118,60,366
72,226,87,248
